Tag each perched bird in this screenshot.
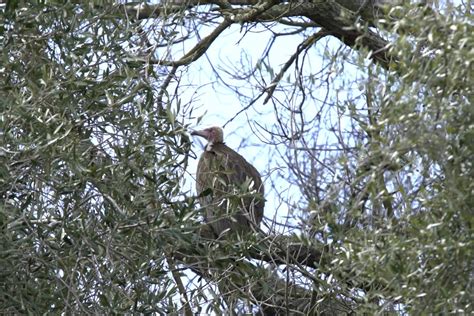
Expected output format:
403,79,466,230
191,126,264,237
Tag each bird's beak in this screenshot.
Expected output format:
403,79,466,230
190,129,208,139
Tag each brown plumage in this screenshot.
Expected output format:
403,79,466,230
191,126,264,237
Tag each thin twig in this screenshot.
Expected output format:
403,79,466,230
156,18,233,66
263,29,330,104
166,254,194,316
157,65,178,109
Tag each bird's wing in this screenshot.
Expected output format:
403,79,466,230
215,144,265,222
196,144,265,224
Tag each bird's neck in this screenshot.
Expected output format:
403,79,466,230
206,141,224,152
205,141,214,152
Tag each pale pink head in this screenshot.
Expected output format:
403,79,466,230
191,126,224,144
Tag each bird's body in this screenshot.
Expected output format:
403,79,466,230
192,127,264,237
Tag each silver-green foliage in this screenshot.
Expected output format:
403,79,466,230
1,2,193,313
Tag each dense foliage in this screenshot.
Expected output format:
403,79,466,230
1,3,195,313
1,1,472,314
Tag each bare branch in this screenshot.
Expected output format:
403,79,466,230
122,0,394,69
157,18,233,66
263,29,330,104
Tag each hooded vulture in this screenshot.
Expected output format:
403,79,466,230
191,126,264,237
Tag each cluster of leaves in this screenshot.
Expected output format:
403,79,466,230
1,2,195,314
291,4,473,313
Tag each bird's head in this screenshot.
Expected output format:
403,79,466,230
191,126,224,146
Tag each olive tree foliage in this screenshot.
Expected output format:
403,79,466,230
1,0,473,315
1,2,195,314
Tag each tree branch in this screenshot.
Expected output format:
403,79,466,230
122,0,394,69
156,18,233,66
173,235,353,314
263,30,330,104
